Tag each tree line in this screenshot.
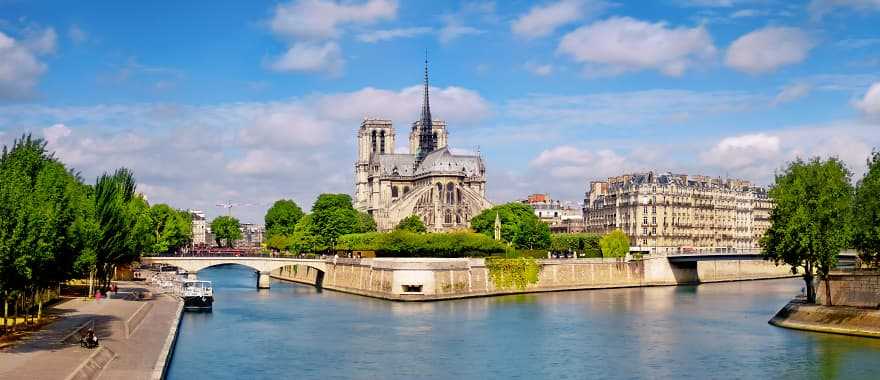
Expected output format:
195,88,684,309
762,152,880,304
0,135,191,333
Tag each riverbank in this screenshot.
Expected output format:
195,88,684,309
769,299,880,338
0,282,183,380
270,257,795,301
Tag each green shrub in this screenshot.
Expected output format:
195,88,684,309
550,233,602,257
600,229,630,258
335,230,507,257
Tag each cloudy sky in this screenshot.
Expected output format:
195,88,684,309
1,0,879,223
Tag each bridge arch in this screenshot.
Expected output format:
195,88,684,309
140,257,328,289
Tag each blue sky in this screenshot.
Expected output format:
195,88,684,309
1,0,879,223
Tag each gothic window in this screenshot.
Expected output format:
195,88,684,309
456,188,462,204
456,213,461,224
403,186,410,194
446,183,454,204
445,209,453,224
371,130,377,153
392,186,398,198
380,130,386,154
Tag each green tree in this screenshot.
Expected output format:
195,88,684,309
310,194,360,246
599,229,630,258
264,199,304,237
355,211,377,233
761,157,853,304
853,150,880,266
93,168,144,292
210,216,242,248
471,203,542,247
144,204,192,255
395,215,427,233
0,135,86,323
512,217,551,249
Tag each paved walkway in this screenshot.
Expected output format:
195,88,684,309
0,282,181,380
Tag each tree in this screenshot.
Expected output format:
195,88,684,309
395,215,427,233
761,157,853,304
210,216,241,248
599,230,630,258
853,150,880,266
471,203,542,247
355,211,377,233
310,194,360,246
512,217,551,249
93,168,143,292
264,199,304,237
143,204,192,255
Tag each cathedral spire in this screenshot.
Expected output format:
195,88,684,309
416,51,436,163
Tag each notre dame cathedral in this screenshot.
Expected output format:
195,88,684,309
354,61,492,231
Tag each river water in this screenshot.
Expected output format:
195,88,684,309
167,265,880,380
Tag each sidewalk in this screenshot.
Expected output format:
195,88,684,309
0,282,182,380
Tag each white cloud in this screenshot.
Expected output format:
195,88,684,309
809,0,880,20
357,27,431,43
531,146,629,179
557,17,716,76
524,62,554,76
43,123,71,145
0,29,53,100
725,27,813,74
68,25,88,44
269,0,398,40
730,9,768,18
854,82,880,119
269,41,344,74
23,27,57,55
267,0,398,75
700,133,781,170
438,19,484,43
772,83,812,105
511,0,606,39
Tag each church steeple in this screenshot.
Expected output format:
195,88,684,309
416,52,436,163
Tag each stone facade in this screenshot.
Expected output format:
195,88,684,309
354,63,492,231
583,172,771,253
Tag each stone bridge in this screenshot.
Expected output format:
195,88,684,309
140,256,327,289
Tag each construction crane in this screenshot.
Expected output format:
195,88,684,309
215,200,254,216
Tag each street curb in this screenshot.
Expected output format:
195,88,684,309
150,296,183,380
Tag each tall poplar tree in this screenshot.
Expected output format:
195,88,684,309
853,150,880,266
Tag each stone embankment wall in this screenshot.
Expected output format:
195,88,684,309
271,257,792,301
817,271,880,307
697,260,793,282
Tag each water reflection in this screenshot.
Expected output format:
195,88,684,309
167,266,880,380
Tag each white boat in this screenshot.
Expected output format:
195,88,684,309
180,280,214,310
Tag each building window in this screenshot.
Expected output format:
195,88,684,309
643,217,648,225
392,186,398,198
380,130,386,154
403,186,410,194
445,210,453,224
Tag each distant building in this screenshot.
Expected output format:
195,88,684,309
522,194,585,233
237,223,265,248
188,210,207,246
583,172,771,254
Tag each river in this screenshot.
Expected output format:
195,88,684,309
166,265,880,379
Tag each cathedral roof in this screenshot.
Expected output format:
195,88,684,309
413,147,483,177
377,154,416,176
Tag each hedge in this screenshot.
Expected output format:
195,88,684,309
335,230,507,257
549,233,602,257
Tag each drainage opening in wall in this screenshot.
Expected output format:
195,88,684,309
402,285,423,293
